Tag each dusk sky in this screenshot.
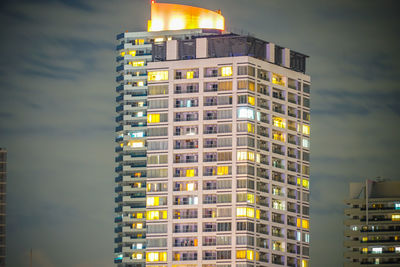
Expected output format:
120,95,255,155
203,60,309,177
0,0,400,266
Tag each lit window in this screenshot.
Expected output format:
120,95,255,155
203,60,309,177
136,223,143,229
127,140,145,148
236,250,246,259
220,66,233,77
237,107,255,120
395,247,400,253
301,259,308,267
147,114,160,123
302,179,309,189
362,247,368,254
247,194,255,204
237,151,255,161
146,252,167,262
302,125,310,135
148,71,168,81
217,166,229,175
186,169,195,177
154,37,164,43
273,117,286,128
248,96,255,105
372,247,382,254
135,39,144,45
137,81,144,87
186,71,194,79
273,132,285,142
247,123,254,133
302,219,309,229
236,207,255,218
392,214,400,221
147,196,159,206
186,182,195,191
146,210,167,220
128,50,136,56
297,218,301,228
395,203,400,210
305,233,310,243
136,212,143,219
272,73,285,86
130,61,145,67
236,250,254,260
362,237,368,242
302,138,310,148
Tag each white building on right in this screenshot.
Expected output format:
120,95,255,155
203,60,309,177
344,179,400,266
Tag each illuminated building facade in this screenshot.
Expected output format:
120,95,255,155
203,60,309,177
115,2,311,267
0,148,6,267
344,180,400,266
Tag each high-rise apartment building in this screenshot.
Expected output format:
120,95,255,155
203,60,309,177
114,2,311,267
0,148,6,267
344,179,400,266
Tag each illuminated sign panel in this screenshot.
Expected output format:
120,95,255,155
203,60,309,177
148,1,225,32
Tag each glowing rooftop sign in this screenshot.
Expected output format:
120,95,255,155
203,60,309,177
148,1,225,32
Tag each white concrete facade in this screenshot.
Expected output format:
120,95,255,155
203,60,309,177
115,29,311,267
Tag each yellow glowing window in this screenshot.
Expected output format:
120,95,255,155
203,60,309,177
273,132,285,142
147,114,160,123
302,259,308,267
186,182,195,191
135,39,144,45
247,194,255,204
147,196,159,206
154,37,164,43
302,219,309,229
297,218,301,228
186,169,195,177
302,179,309,189
136,223,143,229
136,212,143,219
297,178,301,186
130,61,145,67
362,247,368,254
236,250,246,259
146,210,167,220
247,250,254,260
248,96,255,105
148,71,168,81
120,143,124,148
236,207,255,218
256,209,260,219
237,151,255,161
186,71,194,79
137,81,144,87
128,140,145,148
247,123,254,133
272,73,285,86
273,117,286,128
220,66,233,77
302,125,310,135
217,166,229,175
120,51,126,57
146,252,167,262
249,81,255,91
128,50,136,56
362,237,368,242
392,214,400,221
236,250,254,260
